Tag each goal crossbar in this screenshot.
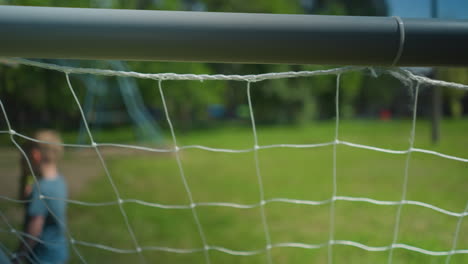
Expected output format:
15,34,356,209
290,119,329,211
0,5,467,66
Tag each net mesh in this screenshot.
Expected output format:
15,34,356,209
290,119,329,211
0,58,467,264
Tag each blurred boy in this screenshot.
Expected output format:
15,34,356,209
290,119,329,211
13,130,68,264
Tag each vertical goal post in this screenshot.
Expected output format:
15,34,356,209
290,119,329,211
0,5,468,66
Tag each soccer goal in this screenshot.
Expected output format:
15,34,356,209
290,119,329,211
0,5,467,264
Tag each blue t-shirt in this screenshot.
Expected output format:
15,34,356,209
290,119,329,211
0,246,10,264
26,175,68,264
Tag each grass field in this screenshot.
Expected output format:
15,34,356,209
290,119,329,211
1,120,468,263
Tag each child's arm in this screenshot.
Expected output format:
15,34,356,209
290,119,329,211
14,185,47,262
13,215,45,263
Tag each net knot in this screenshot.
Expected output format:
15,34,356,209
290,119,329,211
8,129,16,135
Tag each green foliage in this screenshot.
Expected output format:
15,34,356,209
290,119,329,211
340,71,364,118
201,0,302,14
159,0,183,11
0,0,93,8
0,62,82,116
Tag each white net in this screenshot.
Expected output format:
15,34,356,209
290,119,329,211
0,58,467,264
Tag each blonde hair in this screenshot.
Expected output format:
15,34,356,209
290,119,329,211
32,130,64,164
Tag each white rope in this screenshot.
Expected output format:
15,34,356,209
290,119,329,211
2,130,466,162
6,231,467,258
328,73,341,264
0,195,30,203
7,194,465,218
158,80,211,264
410,148,468,163
397,68,468,91
2,58,363,82
3,58,468,91
65,74,146,264
388,81,420,264
1,58,467,263
247,81,273,264
445,201,468,264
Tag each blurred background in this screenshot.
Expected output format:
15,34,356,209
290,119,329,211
0,0,467,263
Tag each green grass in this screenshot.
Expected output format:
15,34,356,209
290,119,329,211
3,120,468,263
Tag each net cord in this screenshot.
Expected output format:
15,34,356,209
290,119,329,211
158,80,211,264
0,59,467,262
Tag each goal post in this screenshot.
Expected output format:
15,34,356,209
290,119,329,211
0,5,468,66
